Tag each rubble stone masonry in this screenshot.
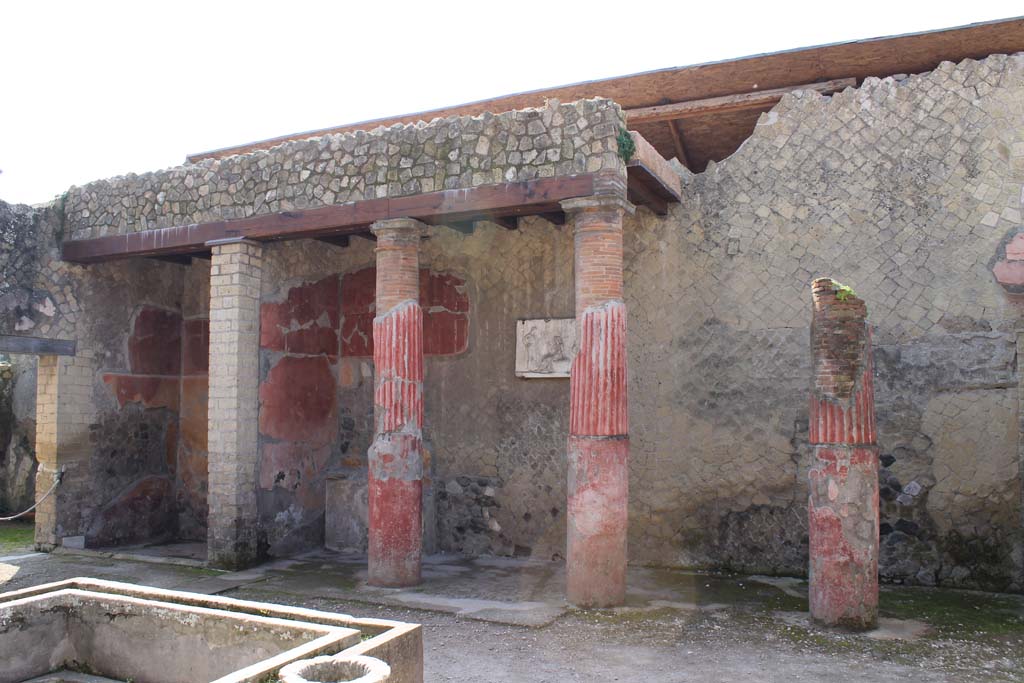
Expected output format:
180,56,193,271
62,100,626,240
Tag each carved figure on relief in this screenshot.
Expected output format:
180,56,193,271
516,318,577,378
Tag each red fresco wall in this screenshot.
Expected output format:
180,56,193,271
258,268,468,554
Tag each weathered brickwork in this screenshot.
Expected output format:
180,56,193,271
62,100,626,240
808,278,879,629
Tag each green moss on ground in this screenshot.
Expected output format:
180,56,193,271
0,521,34,553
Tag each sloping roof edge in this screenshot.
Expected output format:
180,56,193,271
186,16,1024,164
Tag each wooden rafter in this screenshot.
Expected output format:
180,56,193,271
625,78,857,125
665,120,692,170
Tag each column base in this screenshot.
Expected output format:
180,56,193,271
368,476,423,587
208,523,264,571
808,445,879,630
566,435,628,608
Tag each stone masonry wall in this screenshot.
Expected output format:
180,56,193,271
62,99,626,240
0,357,37,514
0,198,186,546
624,53,1024,591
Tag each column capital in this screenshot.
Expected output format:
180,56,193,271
371,217,429,242
560,194,635,217
205,237,262,249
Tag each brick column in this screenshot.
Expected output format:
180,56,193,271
33,351,96,549
206,238,263,569
561,194,634,607
808,277,879,630
368,218,425,587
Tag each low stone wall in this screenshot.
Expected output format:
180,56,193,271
63,99,626,240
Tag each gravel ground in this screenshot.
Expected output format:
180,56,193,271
2,545,1022,683
232,585,1024,683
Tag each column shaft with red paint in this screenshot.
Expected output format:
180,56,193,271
368,218,425,587
561,194,634,607
808,277,879,629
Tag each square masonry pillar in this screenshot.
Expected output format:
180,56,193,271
206,238,263,570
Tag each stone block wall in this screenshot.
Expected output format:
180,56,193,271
61,99,626,240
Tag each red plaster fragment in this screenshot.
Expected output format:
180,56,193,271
368,476,422,587
341,267,469,357
1006,234,1024,260
128,307,182,376
258,355,337,444
182,318,209,375
103,374,180,411
179,376,208,452
566,435,629,608
994,259,1024,286
260,275,340,357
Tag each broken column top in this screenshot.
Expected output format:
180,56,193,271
811,277,869,401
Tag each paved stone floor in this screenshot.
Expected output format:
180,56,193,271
1,538,1022,682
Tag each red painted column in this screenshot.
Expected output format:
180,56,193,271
368,218,425,587
561,194,635,607
808,277,880,629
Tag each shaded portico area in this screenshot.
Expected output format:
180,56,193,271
53,104,681,606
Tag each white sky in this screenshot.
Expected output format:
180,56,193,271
1,1,1020,205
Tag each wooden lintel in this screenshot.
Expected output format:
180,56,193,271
447,221,476,235
491,215,518,230
317,235,351,248
539,212,566,226
625,78,857,125
149,254,193,265
61,173,603,264
627,180,669,216
0,335,77,356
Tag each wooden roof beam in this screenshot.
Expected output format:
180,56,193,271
625,78,857,125
317,235,351,248
62,174,603,264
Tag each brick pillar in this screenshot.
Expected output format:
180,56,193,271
206,238,263,570
368,218,425,587
33,351,96,549
808,277,879,630
561,194,635,607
